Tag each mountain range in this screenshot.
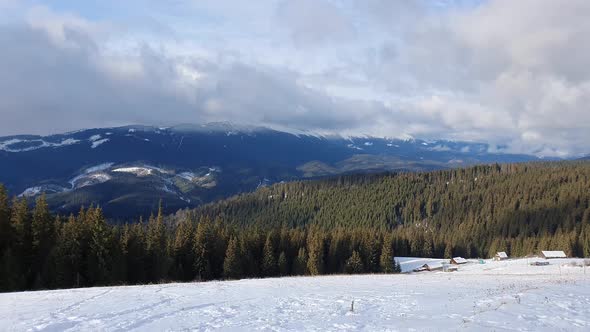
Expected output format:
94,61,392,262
0,122,544,218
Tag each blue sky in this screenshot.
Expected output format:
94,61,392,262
0,0,589,157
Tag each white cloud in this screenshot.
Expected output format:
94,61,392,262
0,1,588,157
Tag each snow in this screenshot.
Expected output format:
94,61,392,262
0,138,80,152
84,163,114,174
68,163,115,189
177,172,196,181
18,186,43,197
113,167,154,176
1,258,590,331
91,138,109,148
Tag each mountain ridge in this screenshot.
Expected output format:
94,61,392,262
0,123,546,217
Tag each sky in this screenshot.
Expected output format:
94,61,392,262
0,0,589,157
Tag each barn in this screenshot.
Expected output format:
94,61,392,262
540,251,567,259
450,257,467,265
494,252,508,261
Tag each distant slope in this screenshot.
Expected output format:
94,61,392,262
0,123,540,217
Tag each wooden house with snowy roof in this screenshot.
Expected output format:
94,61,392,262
450,257,467,265
540,251,567,259
494,252,508,261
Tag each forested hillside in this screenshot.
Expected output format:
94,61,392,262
192,162,590,258
1,162,590,292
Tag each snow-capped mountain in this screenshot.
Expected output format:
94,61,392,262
0,123,541,217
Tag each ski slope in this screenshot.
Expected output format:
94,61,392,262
1,258,590,331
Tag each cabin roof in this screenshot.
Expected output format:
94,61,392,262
452,257,467,264
541,250,566,258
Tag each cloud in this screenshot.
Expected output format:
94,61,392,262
0,1,589,157
276,0,356,47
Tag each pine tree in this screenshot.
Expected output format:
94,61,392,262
10,197,31,289
193,217,213,280
172,217,195,281
31,194,55,288
146,202,169,282
345,250,363,274
0,184,11,253
444,242,453,259
422,235,433,258
223,236,242,279
307,233,324,276
379,240,394,273
293,247,307,275
87,207,111,286
278,251,289,276
262,234,277,277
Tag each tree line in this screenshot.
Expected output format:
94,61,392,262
0,190,400,292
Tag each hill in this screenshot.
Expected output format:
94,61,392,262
0,123,539,217
190,161,590,258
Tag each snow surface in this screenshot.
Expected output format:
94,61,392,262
90,138,109,148
113,167,155,176
0,138,80,152
68,163,115,189
18,186,43,197
1,258,590,331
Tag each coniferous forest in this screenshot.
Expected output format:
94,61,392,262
2,161,590,292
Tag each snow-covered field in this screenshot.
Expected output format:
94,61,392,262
1,258,590,331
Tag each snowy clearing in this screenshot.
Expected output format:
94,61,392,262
1,258,590,331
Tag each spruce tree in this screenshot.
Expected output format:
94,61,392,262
31,194,55,288
172,217,195,281
0,184,10,253
293,247,307,275
193,217,213,280
223,237,242,279
278,251,289,276
10,197,31,289
307,233,324,276
345,250,363,274
87,207,111,286
146,203,169,282
262,234,277,277
379,240,394,273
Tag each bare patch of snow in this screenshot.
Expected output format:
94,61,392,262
19,186,43,197
91,138,109,148
0,138,80,152
84,163,114,174
113,167,154,177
